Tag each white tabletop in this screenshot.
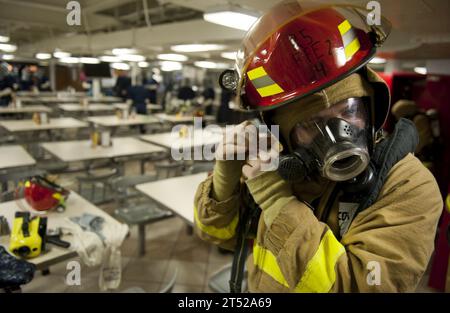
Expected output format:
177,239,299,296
140,129,222,150
59,104,114,112
16,91,86,97
87,114,160,127
0,192,122,270
0,105,52,114
28,97,79,103
147,104,163,110
41,137,166,162
89,96,122,103
154,113,215,123
0,145,36,170
114,103,162,111
136,173,208,225
0,117,88,132
19,96,121,104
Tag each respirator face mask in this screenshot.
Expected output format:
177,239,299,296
278,97,371,182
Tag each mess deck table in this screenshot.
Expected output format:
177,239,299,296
0,145,36,171
139,130,222,151
0,192,123,270
0,117,88,133
40,137,166,163
0,105,52,115
135,173,208,225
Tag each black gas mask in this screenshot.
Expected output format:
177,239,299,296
278,98,372,182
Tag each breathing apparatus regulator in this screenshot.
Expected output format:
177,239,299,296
277,97,375,187
9,212,47,259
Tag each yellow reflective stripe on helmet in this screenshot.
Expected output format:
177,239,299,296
257,83,284,97
247,66,284,97
338,19,352,36
344,37,361,61
293,229,345,292
193,205,239,240
338,19,361,61
247,66,268,80
253,229,345,292
253,243,290,288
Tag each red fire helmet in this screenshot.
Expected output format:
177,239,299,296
23,176,69,212
221,1,391,113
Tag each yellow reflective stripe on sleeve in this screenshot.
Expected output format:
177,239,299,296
193,205,239,240
338,19,352,36
344,37,361,61
256,83,284,97
293,229,345,292
253,243,290,288
247,66,267,80
253,229,345,292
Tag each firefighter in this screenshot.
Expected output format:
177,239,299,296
194,1,443,292
0,62,15,107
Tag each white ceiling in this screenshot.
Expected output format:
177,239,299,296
1,0,449,61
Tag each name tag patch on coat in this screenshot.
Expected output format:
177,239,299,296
338,202,358,236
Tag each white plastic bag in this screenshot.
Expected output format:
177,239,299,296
60,219,104,267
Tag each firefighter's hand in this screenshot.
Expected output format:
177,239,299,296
212,121,255,201
214,120,255,162
242,134,281,180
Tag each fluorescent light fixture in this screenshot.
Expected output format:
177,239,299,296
59,57,79,64
35,53,52,60
220,52,237,60
99,55,121,63
160,61,182,72
369,57,387,64
1,54,14,60
414,67,427,75
203,7,258,31
138,61,149,68
157,53,188,62
0,35,9,43
171,44,226,53
79,57,100,64
112,48,137,55
0,43,17,53
53,51,71,58
111,62,130,70
194,61,230,69
119,54,145,62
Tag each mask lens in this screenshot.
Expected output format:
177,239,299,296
290,98,370,181
291,97,368,146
